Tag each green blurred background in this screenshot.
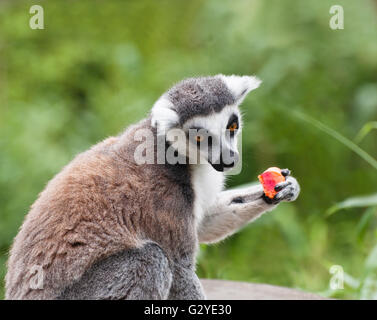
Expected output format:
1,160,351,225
1,0,377,299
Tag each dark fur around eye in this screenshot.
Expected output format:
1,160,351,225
227,113,239,136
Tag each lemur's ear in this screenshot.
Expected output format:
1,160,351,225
151,95,179,134
219,75,262,104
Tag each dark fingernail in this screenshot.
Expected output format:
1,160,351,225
275,184,285,191
273,192,283,202
275,181,292,191
281,169,291,177
262,194,274,204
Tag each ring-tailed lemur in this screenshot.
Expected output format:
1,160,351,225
5,75,300,300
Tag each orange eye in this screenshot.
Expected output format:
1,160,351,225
229,122,238,132
195,135,203,142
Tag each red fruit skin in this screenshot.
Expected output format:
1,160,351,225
258,168,286,199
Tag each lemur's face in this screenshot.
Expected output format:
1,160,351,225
151,74,261,171
180,105,241,171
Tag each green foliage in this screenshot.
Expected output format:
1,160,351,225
291,110,377,170
0,0,377,299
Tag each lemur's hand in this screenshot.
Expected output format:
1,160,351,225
262,169,300,205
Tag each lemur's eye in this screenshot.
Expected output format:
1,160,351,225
195,135,203,143
228,122,238,132
227,114,239,136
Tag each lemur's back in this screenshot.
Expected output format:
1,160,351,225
5,119,197,299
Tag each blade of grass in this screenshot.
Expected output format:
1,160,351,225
327,194,377,216
354,121,377,144
365,243,377,270
291,110,377,170
356,207,377,245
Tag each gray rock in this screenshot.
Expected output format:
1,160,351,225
201,279,326,300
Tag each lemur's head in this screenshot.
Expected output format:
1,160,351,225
151,75,261,171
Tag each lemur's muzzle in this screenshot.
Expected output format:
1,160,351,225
210,150,239,172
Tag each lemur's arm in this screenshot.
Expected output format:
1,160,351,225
197,174,300,244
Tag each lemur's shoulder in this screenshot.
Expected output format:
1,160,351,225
5,135,142,299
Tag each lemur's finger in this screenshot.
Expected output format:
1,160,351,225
262,193,279,205
274,188,294,201
281,169,291,177
274,180,292,191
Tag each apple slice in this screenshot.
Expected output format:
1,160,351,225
258,167,286,199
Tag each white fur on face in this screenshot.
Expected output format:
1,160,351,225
182,105,242,165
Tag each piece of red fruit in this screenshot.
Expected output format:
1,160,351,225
258,167,286,199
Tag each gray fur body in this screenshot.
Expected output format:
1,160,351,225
58,242,204,300
5,75,300,300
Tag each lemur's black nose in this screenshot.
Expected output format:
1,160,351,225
211,162,235,172
210,154,236,172
223,161,235,168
